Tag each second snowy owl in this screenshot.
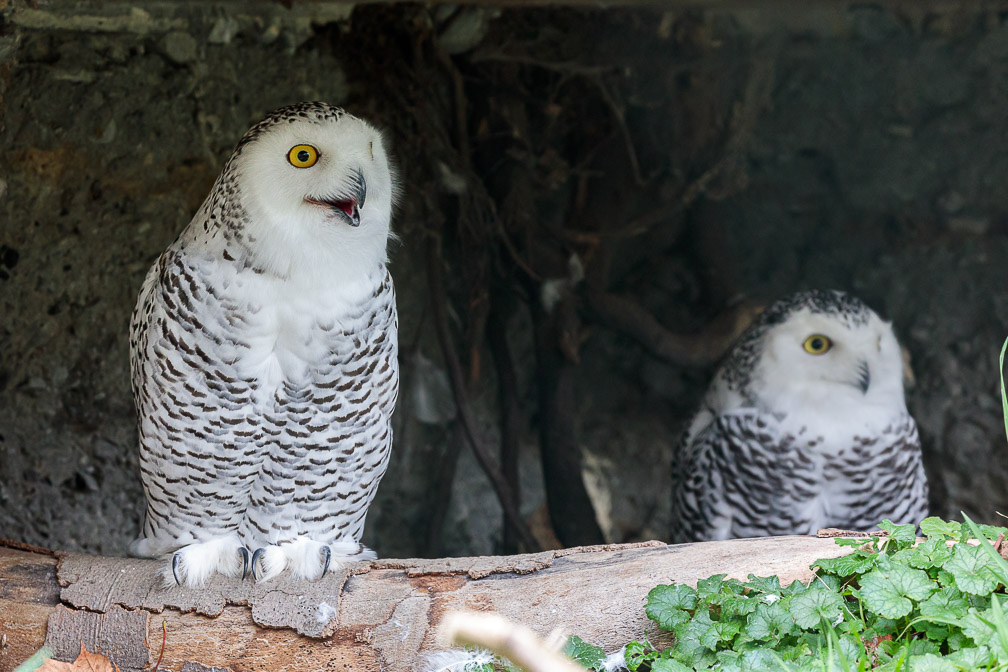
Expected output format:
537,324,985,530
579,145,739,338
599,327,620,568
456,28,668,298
671,290,928,542
129,102,398,585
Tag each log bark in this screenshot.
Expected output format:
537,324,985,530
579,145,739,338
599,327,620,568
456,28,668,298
0,537,853,672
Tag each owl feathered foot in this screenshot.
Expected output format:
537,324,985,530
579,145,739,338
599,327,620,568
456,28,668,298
248,537,376,582
160,535,247,587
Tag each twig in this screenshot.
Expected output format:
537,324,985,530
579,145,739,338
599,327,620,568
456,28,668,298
488,297,523,553
151,620,166,672
425,424,466,556
531,296,605,547
426,235,540,551
588,292,763,367
439,611,584,672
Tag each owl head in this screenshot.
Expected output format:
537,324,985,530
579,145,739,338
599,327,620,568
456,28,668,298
721,290,907,425
212,102,397,282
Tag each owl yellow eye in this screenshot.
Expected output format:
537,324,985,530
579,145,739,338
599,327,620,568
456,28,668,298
287,144,319,168
803,334,832,355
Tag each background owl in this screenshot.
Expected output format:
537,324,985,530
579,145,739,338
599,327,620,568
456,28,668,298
671,290,928,542
129,102,398,586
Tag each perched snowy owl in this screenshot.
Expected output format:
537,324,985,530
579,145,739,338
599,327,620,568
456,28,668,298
671,290,928,542
129,102,399,586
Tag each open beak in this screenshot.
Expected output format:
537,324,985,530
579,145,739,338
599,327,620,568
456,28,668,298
305,169,367,227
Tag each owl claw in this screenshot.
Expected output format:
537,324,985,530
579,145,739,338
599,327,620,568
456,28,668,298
239,547,250,580
322,545,331,576
250,547,266,581
171,552,182,586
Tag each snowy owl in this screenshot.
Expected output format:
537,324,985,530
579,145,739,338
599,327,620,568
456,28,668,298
129,102,399,586
671,290,928,542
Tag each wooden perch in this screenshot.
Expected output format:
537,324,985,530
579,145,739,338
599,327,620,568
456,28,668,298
0,537,853,672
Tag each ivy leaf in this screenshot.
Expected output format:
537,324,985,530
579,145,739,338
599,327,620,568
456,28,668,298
905,537,954,570
920,517,961,539
878,519,917,547
947,645,994,668
623,641,655,671
813,550,876,577
908,653,957,671
789,586,844,629
715,593,758,617
675,609,717,659
745,602,794,641
696,574,728,598
650,659,691,672
645,584,696,631
563,636,605,670
960,607,996,647
745,574,783,595
945,543,1000,595
919,585,969,621
858,564,934,618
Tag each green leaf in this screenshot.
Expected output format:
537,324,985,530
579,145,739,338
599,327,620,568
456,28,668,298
960,607,996,646
963,514,1008,588
813,550,877,577
696,574,728,597
944,543,1000,595
715,593,758,617
563,636,605,670
744,602,794,641
789,586,844,628
650,659,691,672
920,517,961,540
739,648,787,670
978,524,1008,542
947,644,994,668
645,584,696,631
904,537,954,570
878,519,917,547
907,653,956,671
859,564,935,618
675,609,718,658
623,641,654,671
745,574,783,595
463,661,495,672
919,585,969,622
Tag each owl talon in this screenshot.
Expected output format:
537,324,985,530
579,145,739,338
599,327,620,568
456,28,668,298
321,545,331,576
171,552,182,586
239,547,250,580
250,547,266,581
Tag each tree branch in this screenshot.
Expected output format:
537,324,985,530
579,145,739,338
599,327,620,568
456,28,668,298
588,291,763,367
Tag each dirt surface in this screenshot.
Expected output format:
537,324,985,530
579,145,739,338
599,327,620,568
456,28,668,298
2,1,1008,559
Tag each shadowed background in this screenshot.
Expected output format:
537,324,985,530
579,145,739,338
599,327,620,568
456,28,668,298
2,0,1007,559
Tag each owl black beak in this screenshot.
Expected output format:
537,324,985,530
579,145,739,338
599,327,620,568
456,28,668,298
305,169,367,227
855,359,871,394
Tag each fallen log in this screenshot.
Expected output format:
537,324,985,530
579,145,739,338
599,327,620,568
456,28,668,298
0,537,852,672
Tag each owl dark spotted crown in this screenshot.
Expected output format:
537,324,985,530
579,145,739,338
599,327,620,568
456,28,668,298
234,102,347,154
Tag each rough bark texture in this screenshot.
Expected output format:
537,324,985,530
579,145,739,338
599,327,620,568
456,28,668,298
0,537,852,672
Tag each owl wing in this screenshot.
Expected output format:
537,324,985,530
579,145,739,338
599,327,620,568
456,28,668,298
671,409,813,542
130,246,260,555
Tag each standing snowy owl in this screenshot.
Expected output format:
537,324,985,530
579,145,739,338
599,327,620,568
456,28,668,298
671,290,928,542
129,102,399,586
